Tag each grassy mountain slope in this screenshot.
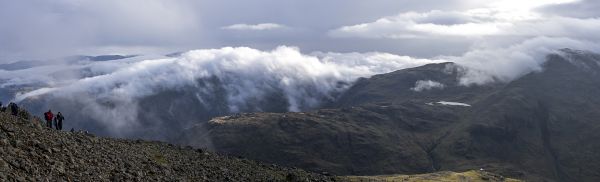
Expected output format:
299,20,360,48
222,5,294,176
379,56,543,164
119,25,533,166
184,49,600,181
342,170,520,182
0,104,517,182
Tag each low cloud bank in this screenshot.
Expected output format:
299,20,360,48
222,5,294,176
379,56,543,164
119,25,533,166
2,46,442,138
329,0,600,85
449,37,600,85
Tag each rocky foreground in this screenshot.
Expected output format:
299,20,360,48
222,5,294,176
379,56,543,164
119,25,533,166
0,109,520,181
0,111,334,181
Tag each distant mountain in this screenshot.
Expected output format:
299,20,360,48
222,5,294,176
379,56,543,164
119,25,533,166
181,49,600,181
330,62,500,107
0,60,50,71
0,55,135,71
66,55,136,62
0,54,137,104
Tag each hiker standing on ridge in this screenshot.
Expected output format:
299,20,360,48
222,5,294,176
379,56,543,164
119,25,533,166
9,102,19,116
54,112,65,130
44,110,54,128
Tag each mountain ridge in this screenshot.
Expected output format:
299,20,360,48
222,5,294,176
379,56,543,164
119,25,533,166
0,101,520,181
183,49,600,181
0,110,334,181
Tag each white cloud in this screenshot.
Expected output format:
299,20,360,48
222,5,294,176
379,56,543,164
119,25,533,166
327,0,600,86
1,0,596,62
311,51,442,75
491,0,579,10
538,0,600,18
222,23,287,31
411,80,445,91
4,46,441,136
330,10,506,38
0,0,503,60
449,37,600,85
329,0,594,39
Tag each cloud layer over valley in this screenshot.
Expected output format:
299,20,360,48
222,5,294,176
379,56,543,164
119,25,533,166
1,46,441,138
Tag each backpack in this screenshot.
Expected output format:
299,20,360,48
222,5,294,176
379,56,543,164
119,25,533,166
45,112,52,120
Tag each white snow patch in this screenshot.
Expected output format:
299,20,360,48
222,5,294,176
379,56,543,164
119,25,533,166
427,101,471,107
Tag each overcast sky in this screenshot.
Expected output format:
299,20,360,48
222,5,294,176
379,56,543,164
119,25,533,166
1,0,599,61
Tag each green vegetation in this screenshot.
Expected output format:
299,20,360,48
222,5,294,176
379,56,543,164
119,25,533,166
149,151,169,166
342,170,521,182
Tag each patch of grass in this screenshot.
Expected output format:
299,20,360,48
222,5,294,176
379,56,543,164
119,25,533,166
150,151,169,165
340,170,521,182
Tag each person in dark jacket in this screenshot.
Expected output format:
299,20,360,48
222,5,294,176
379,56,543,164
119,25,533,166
44,110,54,128
9,102,18,116
54,112,65,130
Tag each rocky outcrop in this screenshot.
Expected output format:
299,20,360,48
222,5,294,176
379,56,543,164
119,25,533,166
0,111,334,181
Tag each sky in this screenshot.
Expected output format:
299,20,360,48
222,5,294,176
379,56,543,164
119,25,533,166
1,0,598,60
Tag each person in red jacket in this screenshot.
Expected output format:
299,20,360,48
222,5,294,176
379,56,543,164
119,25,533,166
44,110,54,128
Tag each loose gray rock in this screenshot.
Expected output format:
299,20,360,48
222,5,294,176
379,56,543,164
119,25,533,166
0,111,334,181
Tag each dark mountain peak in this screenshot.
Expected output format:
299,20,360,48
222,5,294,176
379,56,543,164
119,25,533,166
380,62,458,77
166,52,184,57
331,61,496,107
557,48,592,55
0,55,137,71
406,62,456,71
541,49,600,77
